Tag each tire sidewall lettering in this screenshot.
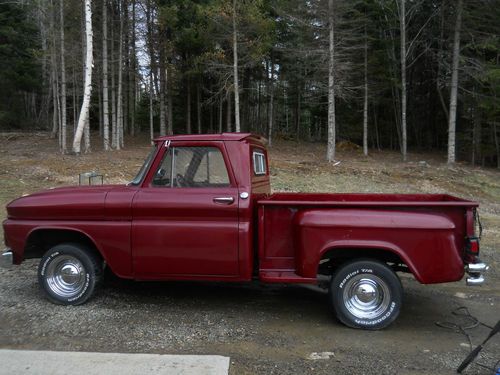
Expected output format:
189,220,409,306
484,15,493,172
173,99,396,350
353,301,397,326
40,251,60,277
67,273,90,302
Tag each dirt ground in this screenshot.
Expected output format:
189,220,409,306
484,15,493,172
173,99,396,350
0,133,499,374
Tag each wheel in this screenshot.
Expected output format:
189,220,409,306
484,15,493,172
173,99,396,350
329,259,402,329
38,243,102,305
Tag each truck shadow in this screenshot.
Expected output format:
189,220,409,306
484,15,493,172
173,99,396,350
98,272,452,331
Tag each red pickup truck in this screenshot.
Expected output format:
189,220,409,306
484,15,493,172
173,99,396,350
1,133,488,329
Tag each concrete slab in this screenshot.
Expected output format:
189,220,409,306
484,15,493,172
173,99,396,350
0,349,230,375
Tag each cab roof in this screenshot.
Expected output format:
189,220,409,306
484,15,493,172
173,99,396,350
154,132,267,144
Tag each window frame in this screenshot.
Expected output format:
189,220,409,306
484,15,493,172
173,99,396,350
148,142,235,189
252,150,267,176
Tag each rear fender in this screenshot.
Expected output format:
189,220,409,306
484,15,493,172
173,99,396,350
317,240,423,282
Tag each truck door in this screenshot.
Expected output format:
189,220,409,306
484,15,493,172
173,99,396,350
131,142,239,277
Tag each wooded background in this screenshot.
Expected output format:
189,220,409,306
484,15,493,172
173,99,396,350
1,0,499,165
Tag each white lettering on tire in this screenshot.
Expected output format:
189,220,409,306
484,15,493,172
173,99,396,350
67,274,90,302
40,251,59,276
353,302,396,326
339,270,359,289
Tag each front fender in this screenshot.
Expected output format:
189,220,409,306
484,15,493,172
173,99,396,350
3,219,132,278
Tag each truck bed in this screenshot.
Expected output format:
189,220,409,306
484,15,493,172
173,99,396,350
257,193,477,285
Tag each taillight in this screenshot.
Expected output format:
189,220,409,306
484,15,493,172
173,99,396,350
466,237,480,255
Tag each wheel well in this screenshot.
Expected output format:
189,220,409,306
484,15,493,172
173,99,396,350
25,229,102,261
317,248,409,276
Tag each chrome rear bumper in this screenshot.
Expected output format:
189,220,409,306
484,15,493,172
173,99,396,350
465,262,489,286
1,249,13,269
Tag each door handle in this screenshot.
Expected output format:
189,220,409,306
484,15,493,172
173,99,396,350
213,197,234,205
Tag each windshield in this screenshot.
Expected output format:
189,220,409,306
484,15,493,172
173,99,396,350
129,145,157,186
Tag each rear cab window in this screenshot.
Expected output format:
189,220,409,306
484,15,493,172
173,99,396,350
252,149,267,176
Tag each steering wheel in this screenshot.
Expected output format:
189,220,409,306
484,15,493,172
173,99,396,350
175,173,187,187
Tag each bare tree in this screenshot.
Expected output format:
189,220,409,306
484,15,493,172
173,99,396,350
363,25,368,156
268,57,275,146
116,0,125,150
326,0,337,162
102,0,110,150
72,0,93,154
397,0,407,161
447,0,464,164
232,0,241,132
59,0,67,153
197,80,202,133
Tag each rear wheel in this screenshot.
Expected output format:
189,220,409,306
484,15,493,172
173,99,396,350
38,243,102,305
329,259,402,329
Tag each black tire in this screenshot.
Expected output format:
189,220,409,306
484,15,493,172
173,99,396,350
329,259,402,330
38,243,103,305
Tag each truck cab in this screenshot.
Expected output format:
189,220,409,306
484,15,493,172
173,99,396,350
129,133,270,281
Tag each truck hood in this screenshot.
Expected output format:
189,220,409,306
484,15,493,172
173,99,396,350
6,185,122,220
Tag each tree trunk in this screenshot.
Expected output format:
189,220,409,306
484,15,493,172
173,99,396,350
72,67,77,132
72,0,93,154
363,27,368,157
111,9,117,149
84,118,90,153
147,0,154,143
436,2,449,124
268,58,275,146
226,91,232,132
102,0,110,150
149,73,154,144
447,0,463,164
399,0,407,161
326,0,336,162
98,75,103,136
59,0,67,153
197,80,202,134
166,64,173,134
129,0,136,137
295,88,301,141
472,93,481,166
123,0,129,136
218,94,223,133
116,0,124,149
493,122,499,169
159,56,166,135
232,0,241,132
50,0,59,139
186,77,191,133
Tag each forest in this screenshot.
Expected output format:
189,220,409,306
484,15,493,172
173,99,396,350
0,0,499,166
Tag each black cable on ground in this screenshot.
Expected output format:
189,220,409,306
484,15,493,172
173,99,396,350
435,306,499,374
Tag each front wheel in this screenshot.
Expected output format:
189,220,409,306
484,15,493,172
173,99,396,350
38,243,102,305
329,259,402,330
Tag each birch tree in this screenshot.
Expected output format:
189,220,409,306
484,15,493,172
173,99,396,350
72,0,93,154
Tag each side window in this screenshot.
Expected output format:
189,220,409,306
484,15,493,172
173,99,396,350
152,146,230,188
253,150,267,176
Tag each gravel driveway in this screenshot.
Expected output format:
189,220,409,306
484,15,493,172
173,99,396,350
1,260,499,374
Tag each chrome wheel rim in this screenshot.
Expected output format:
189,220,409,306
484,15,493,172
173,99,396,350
45,255,86,298
343,274,390,319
